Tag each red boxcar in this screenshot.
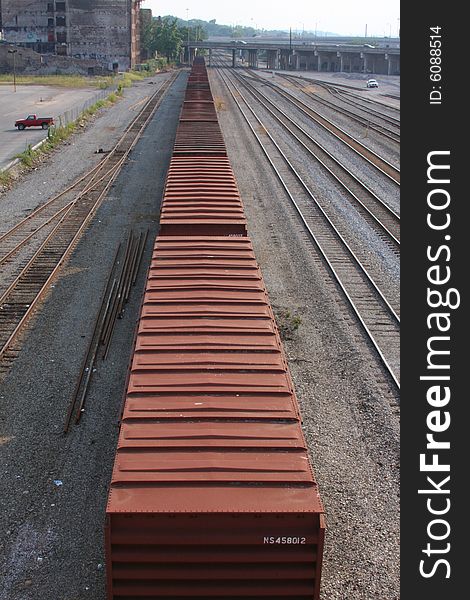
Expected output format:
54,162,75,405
105,56,325,599
159,156,247,236
105,237,325,598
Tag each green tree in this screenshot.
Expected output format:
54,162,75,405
141,18,158,57
141,16,182,62
156,17,182,62
141,16,208,63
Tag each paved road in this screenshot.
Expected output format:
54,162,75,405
0,84,102,170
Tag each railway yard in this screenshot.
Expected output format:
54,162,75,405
0,56,400,600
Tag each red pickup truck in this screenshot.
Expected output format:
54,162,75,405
15,114,54,130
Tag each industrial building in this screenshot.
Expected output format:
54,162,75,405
0,0,142,71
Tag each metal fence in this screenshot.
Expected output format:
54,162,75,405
0,82,121,174
53,84,119,128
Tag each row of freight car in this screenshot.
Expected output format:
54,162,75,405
105,56,325,599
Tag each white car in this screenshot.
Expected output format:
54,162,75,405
367,79,379,88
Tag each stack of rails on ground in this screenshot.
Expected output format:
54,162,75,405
105,57,326,599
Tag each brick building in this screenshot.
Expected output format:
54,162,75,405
0,0,141,71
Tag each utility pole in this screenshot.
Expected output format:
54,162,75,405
8,49,18,92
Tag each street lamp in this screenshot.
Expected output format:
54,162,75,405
8,49,18,92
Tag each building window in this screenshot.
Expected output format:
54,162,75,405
56,16,66,26
47,3,54,12
57,45,67,56
56,32,66,43
48,18,54,26
56,2,66,11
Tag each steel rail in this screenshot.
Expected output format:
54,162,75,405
0,73,177,260
281,73,401,115
0,160,105,245
336,87,401,116
226,66,400,247
0,202,72,267
0,158,124,271
63,244,121,433
240,68,400,185
276,72,400,141
281,73,401,125
217,61,399,320
0,72,178,367
214,62,400,390
0,156,125,362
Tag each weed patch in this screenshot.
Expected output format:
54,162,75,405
275,308,302,340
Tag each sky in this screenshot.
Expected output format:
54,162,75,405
140,0,400,38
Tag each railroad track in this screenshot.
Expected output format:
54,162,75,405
330,87,400,122
220,63,400,249
276,72,400,143
242,68,400,185
63,229,147,432
282,73,400,117
0,71,179,374
214,62,400,389
281,74,401,111
0,159,122,294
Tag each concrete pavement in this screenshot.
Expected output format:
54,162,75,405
0,84,102,170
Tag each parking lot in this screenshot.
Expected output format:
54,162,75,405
0,84,101,170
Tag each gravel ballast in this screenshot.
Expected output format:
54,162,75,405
1,64,399,600
210,66,400,600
